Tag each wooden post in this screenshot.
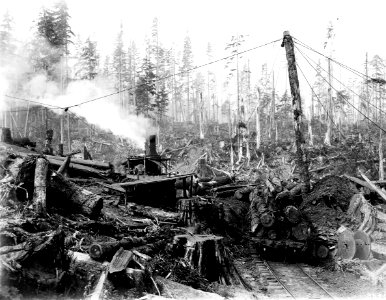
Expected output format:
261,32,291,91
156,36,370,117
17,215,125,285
281,31,310,192
43,129,54,155
60,113,64,155
1,128,12,143
189,175,193,196
24,100,30,137
45,107,48,131
33,157,49,214
182,178,187,198
67,111,71,152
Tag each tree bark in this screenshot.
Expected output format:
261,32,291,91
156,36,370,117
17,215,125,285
380,129,384,180
49,173,103,218
281,31,310,192
57,156,71,175
172,234,242,285
33,157,49,214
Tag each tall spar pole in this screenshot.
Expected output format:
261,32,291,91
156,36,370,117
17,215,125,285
325,58,332,145
281,31,310,192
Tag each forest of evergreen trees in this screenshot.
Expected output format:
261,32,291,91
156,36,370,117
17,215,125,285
1,1,386,152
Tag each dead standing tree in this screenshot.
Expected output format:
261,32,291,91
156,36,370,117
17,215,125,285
281,31,310,192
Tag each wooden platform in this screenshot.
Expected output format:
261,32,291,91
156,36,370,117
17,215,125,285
101,173,195,208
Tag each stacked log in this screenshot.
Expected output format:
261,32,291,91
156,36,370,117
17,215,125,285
247,184,332,259
250,190,310,242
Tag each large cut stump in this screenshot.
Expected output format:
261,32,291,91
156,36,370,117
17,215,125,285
172,234,244,286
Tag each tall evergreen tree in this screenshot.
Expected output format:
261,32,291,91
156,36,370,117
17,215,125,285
112,25,128,108
75,37,99,80
180,34,193,121
53,0,73,52
31,3,73,81
135,58,156,116
0,11,16,62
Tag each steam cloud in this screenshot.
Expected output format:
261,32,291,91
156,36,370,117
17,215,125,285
0,54,155,149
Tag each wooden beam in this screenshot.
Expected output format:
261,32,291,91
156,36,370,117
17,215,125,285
281,30,310,192
344,174,372,190
360,172,386,203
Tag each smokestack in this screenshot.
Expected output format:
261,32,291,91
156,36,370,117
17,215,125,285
146,134,159,157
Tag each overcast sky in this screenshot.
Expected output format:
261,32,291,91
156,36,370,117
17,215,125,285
1,0,385,108
1,0,385,61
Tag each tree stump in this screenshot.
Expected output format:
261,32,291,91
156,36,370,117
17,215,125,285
1,128,13,143
172,234,242,285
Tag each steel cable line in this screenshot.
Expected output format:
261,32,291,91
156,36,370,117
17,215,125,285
293,37,369,81
246,41,282,122
294,44,386,118
4,95,64,109
3,39,281,114
296,61,346,140
64,38,282,109
295,46,386,134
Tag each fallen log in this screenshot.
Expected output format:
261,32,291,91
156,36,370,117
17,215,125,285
212,183,257,193
48,158,106,178
86,262,109,300
360,172,386,203
48,172,103,218
199,176,232,188
108,247,133,274
197,176,233,195
0,227,66,269
57,155,71,175
88,237,147,260
344,174,372,191
13,151,107,178
47,155,110,170
67,251,106,299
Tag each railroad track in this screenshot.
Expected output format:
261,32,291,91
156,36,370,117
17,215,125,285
255,257,334,299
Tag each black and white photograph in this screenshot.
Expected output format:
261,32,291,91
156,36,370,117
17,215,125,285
0,0,385,299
